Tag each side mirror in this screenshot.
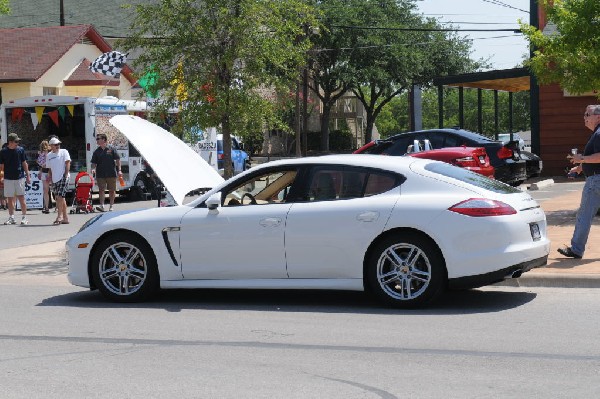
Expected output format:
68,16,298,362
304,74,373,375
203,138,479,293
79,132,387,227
205,192,221,211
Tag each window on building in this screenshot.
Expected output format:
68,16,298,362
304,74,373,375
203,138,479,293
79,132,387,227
43,87,57,96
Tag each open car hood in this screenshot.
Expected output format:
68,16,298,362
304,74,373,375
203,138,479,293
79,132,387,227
110,115,224,205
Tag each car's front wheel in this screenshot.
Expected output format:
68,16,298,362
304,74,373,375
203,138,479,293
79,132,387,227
366,233,446,308
91,232,159,302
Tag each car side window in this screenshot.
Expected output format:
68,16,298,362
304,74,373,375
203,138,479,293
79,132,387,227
222,169,298,206
442,134,462,147
364,173,398,196
382,136,412,155
304,167,401,201
427,133,445,149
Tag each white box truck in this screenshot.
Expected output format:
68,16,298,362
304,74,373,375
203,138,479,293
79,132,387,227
0,96,151,200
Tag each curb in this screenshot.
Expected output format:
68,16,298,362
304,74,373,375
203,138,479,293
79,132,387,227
528,178,555,191
494,273,600,289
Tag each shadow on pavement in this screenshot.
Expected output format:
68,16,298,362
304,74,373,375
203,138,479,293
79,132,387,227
38,287,536,315
0,260,67,276
546,257,600,270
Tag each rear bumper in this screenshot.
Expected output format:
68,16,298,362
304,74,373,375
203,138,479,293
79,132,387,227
448,255,548,290
494,160,527,185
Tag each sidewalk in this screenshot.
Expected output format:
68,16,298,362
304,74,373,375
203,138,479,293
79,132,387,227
1,178,600,289
498,178,600,288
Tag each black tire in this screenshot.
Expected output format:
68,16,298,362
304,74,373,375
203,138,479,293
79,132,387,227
128,175,148,201
366,233,446,308
90,232,159,302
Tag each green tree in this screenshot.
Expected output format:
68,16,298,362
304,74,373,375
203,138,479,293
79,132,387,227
121,0,318,178
0,0,9,14
521,0,600,94
307,0,356,151
311,0,480,149
349,1,480,143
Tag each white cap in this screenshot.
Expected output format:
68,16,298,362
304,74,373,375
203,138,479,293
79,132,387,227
49,137,61,145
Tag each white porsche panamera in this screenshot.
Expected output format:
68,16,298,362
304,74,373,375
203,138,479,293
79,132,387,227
66,116,550,307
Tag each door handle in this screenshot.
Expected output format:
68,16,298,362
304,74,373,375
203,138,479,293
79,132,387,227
357,211,379,222
260,217,282,227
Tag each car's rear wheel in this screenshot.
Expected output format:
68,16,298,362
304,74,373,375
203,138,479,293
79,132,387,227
91,232,159,302
367,233,446,308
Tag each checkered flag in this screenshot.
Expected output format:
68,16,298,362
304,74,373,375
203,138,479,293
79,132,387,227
89,51,128,78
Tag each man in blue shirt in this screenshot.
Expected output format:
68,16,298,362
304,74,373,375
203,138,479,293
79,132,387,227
0,133,31,225
559,105,600,258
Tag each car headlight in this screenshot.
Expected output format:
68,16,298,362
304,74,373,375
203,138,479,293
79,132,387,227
78,214,103,233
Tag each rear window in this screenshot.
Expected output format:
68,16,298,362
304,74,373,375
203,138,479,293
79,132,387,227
424,162,521,194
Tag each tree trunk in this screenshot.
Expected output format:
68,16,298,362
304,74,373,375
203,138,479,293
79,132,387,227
221,115,234,179
364,111,376,144
320,103,332,151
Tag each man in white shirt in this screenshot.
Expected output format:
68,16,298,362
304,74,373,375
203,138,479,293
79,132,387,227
46,137,71,225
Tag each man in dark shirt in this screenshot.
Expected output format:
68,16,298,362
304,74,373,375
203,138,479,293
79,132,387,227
90,133,122,212
558,105,600,258
0,133,31,225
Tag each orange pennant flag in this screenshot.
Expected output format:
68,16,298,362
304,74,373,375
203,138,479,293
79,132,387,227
67,105,74,116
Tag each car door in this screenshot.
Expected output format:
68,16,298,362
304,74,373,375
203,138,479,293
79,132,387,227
179,167,300,279
284,166,402,279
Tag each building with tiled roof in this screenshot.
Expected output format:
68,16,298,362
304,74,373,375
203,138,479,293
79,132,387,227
0,0,143,39
0,25,135,103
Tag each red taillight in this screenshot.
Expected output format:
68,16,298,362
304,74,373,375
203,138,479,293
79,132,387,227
448,198,516,217
497,146,513,159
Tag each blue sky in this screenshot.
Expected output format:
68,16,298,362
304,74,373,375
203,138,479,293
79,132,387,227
416,0,531,70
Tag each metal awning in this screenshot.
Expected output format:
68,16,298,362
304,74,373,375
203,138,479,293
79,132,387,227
433,68,531,93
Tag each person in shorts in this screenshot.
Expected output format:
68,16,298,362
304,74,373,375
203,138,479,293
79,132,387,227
91,133,122,212
37,139,51,213
0,133,31,225
46,137,71,225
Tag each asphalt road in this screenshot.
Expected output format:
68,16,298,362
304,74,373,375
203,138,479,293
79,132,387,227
0,282,599,398
0,178,598,397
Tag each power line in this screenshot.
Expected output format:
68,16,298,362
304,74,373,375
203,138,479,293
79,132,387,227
331,25,521,33
482,0,529,14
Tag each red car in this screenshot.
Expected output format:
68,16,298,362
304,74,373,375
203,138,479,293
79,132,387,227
355,141,494,178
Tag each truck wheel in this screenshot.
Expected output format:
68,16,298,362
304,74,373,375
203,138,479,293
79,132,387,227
129,175,147,201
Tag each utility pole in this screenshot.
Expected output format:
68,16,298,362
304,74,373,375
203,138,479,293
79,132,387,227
59,0,65,26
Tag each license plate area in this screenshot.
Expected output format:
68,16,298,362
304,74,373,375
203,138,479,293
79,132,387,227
530,222,541,241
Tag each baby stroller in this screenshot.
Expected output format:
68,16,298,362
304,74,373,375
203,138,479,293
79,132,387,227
69,171,95,214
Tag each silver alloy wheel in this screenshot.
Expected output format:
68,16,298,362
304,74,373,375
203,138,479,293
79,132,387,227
98,242,148,296
376,243,432,300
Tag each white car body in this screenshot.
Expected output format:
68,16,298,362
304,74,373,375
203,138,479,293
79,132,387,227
66,118,550,307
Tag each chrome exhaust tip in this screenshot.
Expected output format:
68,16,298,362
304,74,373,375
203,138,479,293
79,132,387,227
506,269,522,279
